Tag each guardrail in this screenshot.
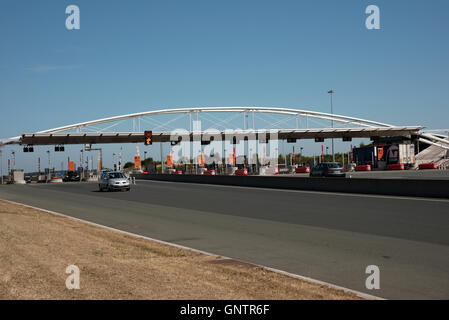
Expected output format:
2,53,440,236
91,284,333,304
132,174,449,199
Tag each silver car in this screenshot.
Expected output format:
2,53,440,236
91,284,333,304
98,171,130,192
310,162,346,177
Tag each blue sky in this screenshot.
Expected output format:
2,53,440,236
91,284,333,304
1,0,448,171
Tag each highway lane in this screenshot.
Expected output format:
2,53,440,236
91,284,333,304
1,181,448,299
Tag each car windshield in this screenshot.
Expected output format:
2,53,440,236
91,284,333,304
325,163,342,168
108,172,125,179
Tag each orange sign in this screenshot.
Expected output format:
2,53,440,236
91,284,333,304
377,147,384,160
134,156,141,168
68,161,75,171
228,153,235,165
167,154,173,167
198,153,205,165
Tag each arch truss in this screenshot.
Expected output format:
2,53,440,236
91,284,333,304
1,106,447,149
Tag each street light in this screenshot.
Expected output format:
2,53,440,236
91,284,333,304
11,151,16,171
80,149,84,170
328,90,335,162
0,149,3,185
119,147,123,171
46,150,50,181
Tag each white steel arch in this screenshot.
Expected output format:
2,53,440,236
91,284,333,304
1,106,448,148
36,106,394,134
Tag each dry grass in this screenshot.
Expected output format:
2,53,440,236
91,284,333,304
0,200,361,300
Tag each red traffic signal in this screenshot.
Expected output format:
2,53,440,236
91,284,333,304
144,130,153,145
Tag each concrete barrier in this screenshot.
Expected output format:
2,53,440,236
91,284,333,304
419,163,438,170
295,166,310,174
355,165,371,172
133,174,449,198
387,164,405,171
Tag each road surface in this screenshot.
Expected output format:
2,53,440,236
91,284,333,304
1,181,448,299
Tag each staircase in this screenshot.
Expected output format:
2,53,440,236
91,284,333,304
414,137,449,169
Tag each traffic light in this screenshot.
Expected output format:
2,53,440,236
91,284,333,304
144,130,153,145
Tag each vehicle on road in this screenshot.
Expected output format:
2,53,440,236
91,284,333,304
98,171,130,191
63,171,81,182
310,162,346,177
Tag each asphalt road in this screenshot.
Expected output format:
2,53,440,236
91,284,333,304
1,181,448,299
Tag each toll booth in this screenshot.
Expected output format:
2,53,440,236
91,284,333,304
353,144,415,169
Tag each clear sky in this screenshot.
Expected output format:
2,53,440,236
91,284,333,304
1,0,448,172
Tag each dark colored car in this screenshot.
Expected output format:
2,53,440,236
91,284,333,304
310,162,346,177
63,171,81,182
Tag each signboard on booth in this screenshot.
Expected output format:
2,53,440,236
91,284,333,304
198,154,205,166
377,147,384,160
228,153,235,165
134,156,141,168
167,154,173,167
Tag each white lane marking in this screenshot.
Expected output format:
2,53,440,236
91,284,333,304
136,179,449,203
1,198,383,300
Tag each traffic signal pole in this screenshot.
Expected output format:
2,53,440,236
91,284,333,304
160,142,164,174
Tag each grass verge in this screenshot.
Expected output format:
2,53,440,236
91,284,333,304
0,200,362,300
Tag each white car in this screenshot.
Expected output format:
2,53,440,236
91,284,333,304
98,171,130,192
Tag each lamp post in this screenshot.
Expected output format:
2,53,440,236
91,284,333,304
119,147,123,171
46,150,50,181
11,151,16,171
328,90,335,162
0,150,3,185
